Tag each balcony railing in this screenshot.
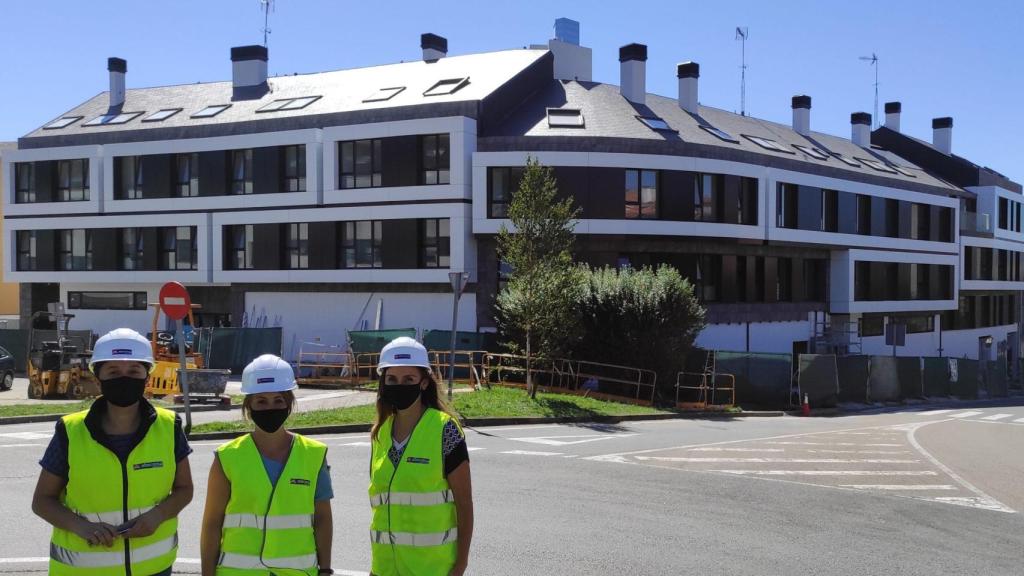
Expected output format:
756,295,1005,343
961,211,992,234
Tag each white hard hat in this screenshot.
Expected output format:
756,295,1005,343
90,328,155,373
242,354,297,394
377,337,431,375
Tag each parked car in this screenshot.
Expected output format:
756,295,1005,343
0,345,14,391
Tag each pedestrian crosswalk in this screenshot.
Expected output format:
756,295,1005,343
915,408,1024,424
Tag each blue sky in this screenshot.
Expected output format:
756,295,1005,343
3,0,1021,181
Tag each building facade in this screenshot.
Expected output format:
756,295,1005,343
4,22,1020,366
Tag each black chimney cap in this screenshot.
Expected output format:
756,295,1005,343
884,101,902,114
933,117,953,129
851,112,872,125
107,57,127,73
676,62,699,78
792,95,811,109
421,33,448,53
231,45,268,62
619,43,648,62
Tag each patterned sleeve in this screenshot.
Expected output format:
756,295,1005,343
442,419,469,477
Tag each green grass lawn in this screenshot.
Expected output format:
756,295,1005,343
191,386,670,434
0,400,94,418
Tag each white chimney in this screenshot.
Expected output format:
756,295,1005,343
792,95,811,135
851,112,871,147
619,43,647,104
677,62,699,114
231,45,268,88
421,33,447,62
933,117,953,154
108,57,126,109
546,18,592,81
884,101,901,132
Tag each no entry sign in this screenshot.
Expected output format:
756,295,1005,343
159,282,192,321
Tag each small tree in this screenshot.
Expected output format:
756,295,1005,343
496,158,581,398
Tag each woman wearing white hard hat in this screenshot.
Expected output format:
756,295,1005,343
200,354,334,576
368,337,474,576
32,327,194,576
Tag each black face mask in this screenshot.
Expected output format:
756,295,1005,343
251,408,289,433
100,376,147,408
381,384,422,411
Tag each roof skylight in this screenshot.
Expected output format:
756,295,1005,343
637,116,674,131
142,108,182,122
793,144,829,160
424,78,469,97
891,165,917,178
191,104,231,118
742,134,794,154
43,116,83,130
363,87,406,103
256,96,320,113
699,125,738,143
547,108,584,128
856,157,898,174
83,112,143,126
830,153,861,167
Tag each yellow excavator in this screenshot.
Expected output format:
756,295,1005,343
26,307,100,399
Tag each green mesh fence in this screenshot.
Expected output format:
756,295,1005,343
984,362,1009,398
952,358,979,399
193,328,282,374
897,357,923,399
922,358,953,397
798,354,839,408
0,330,31,372
837,356,869,403
867,357,900,402
715,351,793,409
347,329,417,355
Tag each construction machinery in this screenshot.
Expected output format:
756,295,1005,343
26,305,99,400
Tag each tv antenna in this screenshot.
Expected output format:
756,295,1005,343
259,0,274,47
859,52,879,128
735,27,749,116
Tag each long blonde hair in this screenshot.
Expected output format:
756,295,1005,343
371,367,453,441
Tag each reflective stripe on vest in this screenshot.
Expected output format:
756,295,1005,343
370,528,458,547
50,534,177,569
218,551,319,570
74,506,155,526
369,489,454,508
216,433,326,575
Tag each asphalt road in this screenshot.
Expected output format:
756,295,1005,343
1,402,1022,575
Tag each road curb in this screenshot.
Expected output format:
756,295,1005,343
0,403,236,426
186,410,786,441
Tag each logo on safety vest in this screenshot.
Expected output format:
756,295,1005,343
112,349,133,356
257,377,275,384
290,478,311,486
133,461,164,471
406,456,430,465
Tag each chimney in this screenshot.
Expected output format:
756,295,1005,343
619,43,647,104
546,18,592,81
933,117,953,154
792,95,811,136
554,17,580,45
677,62,699,114
231,45,268,89
884,101,901,132
107,57,126,109
421,33,447,61
851,112,871,147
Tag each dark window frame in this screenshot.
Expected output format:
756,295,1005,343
176,153,200,197
119,227,144,271
15,163,35,203
625,169,658,219
285,223,309,270
16,230,37,271
230,149,254,195
68,291,148,311
340,220,383,269
59,229,93,271
419,134,451,185
229,224,254,270
118,156,144,200
419,218,451,269
57,159,90,202
160,226,198,271
487,167,522,219
282,145,306,192
339,139,382,189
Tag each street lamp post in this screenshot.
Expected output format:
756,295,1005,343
448,271,470,401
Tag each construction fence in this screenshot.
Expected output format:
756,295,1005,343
193,327,283,374
0,329,95,373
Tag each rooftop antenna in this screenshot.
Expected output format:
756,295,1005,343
259,0,274,47
735,27,749,116
859,52,880,128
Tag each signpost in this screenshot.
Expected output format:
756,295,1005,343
885,322,906,357
447,272,470,401
159,282,193,434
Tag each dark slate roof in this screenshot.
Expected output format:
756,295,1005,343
21,49,549,144
482,80,964,195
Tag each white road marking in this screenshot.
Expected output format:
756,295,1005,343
467,447,485,452
947,411,984,418
687,447,785,453
501,450,564,456
838,484,957,491
981,414,1013,421
805,449,911,455
1015,418,1024,423
0,557,368,574
296,391,357,402
636,457,920,464
0,431,52,440
930,497,1015,513
763,441,903,447
335,441,371,447
917,409,954,416
710,470,939,476
510,433,637,446
0,443,43,448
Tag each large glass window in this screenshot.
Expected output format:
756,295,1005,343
420,218,451,268
340,139,382,189
420,134,450,185
161,226,197,270
231,149,254,195
857,195,872,235
341,221,382,268
120,228,144,270
999,197,1009,230
695,174,721,222
822,189,838,232
15,163,34,203
16,230,36,271
59,229,92,271
488,167,523,218
776,183,797,228
229,225,254,270
119,156,144,199
176,153,199,197
282,145,306,192
625,169,657,219
738,178,758,225
285,223,309,269
57,159,89,201
696,255,720,301
68,291,147,311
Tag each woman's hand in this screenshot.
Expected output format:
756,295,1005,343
124,508,165,539
71,519,119,547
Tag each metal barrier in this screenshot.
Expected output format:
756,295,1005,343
675,371,736,410
295,342,354,388
429,350,486,388
353,352,382,384
571,359,656,404
482,353,655,405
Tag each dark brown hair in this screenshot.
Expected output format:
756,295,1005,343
242,390,296,422
371,367,453,441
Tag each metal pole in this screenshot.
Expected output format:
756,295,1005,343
176,319,192,435
448,291,460,402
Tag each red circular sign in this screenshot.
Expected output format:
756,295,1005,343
158,282,192,321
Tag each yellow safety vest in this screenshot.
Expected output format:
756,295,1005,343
215,433,327,576
369,408,459,576
50,405,179,576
